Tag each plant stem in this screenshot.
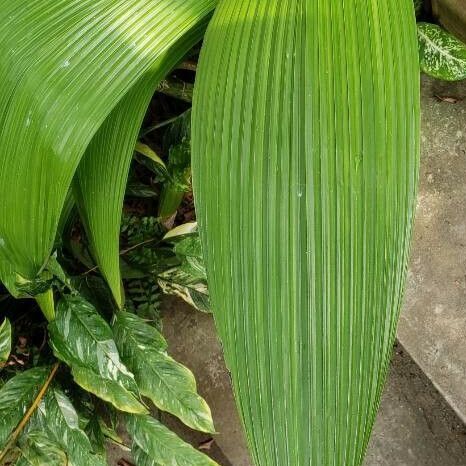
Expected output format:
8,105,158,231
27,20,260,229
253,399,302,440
35,288,55,322
0,363,59,462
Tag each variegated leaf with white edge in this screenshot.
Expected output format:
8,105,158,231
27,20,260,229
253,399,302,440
157,267,210,312
113,311,215,433
418,22,466,81
0,367,50,448
16,431,67,466
0,318,11,368
48,295,147,414
27,388,106,466
126,414,218,466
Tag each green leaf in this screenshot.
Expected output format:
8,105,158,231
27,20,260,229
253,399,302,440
0,318,12,368
0,0,217,307
135,142,167,170
0,367,50,448
132,444,162,466
48,295,146,414
418,22,466,81
164,222,198,241
113,311,215,433
157,267,210,312
29,388,106,466
126,414,218,466
192,1,420,465
17,432,67,466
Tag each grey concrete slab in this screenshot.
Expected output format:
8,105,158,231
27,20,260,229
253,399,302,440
398,75,466,424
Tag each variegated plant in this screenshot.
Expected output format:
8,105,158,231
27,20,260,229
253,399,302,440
0,0,422,465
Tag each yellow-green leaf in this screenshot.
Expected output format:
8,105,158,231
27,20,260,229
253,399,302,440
126,414,218,466
48,295,147,414
0,318,11,368
0,367,50,449
113,311,215,433
192,0,420,465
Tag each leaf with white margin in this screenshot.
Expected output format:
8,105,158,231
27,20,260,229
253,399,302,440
158,267,210,312
49,295,146,414
28,388,106,466
0,367,49,448
126,414,218,466
113,312,215,433
0,318,11,368
418,23,466,81
16,431,67,466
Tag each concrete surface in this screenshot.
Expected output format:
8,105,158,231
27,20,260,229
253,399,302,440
398,75,466,425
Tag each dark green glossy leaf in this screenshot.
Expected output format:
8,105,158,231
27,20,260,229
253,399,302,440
132,444,161,466
114,311,214,433
0,367,49,448
48,295,146,414
418,22,466,81
126,414,218,466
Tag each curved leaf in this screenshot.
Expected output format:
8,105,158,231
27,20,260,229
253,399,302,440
28,388,106,466
157,267,210,312
418,22,466,81
192,0,420,465
126,414,218,466
17,432,67,466
113,311,215,433
48,295,146,414
0,318,11,368
0,367,49,448
0,0,216,302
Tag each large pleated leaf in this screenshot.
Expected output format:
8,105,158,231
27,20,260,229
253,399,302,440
48,295,146,414
192,1,420,465
0,0,216,304
0,367,49,448
126,414,218,466
113,311,215,433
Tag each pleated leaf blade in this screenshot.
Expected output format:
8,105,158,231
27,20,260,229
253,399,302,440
0,0,216,306
192,0,420,465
